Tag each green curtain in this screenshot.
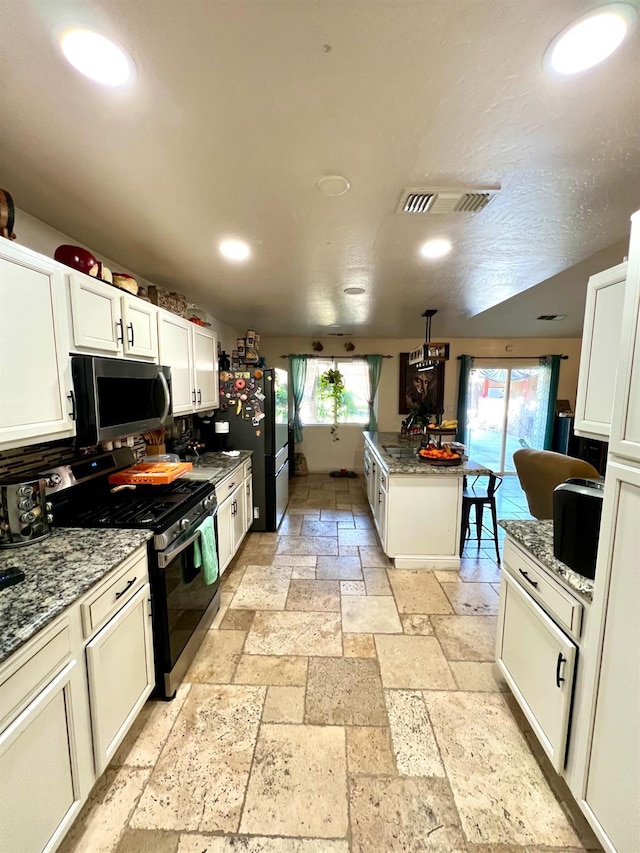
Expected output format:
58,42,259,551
288,355,308,443
456,355,474,445
363,355,382,432
540,355,561,449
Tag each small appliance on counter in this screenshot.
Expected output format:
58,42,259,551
553,477,605,579
0,475,53,549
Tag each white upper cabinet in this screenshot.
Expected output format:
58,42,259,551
610,212,640,462
121,295,158,360
0,242,75,450
68,271,159,362
157,312,195,415
157,314,219,414
68,273,122,354
574,263,626,441
193,326,219,410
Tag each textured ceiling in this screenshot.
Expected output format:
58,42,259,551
0,0,639,339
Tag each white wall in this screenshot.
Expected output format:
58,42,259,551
13,207,241,353
260,335,583,473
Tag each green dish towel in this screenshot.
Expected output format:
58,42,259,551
193,515,219,585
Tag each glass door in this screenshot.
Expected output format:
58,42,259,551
465,365,549,474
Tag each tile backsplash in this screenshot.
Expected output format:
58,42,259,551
0,436,146,480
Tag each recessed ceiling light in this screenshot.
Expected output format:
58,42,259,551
544,4,637,75
219,239,251,261
419,238,452,260
317,175,351,196
343,286,365,295
329,323,341,328
58,28,135,87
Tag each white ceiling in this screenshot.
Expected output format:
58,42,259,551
0,0,639,339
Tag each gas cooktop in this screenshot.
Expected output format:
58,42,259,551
51,477,213,533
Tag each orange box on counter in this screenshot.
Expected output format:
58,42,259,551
108,462,193,486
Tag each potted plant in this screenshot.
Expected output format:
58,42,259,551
319,366,345,441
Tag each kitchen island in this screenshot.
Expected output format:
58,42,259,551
363,431,491,569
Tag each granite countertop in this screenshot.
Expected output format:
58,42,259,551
499,519,594,602
0,528,153,664
182,450,253,484
364,431,492,476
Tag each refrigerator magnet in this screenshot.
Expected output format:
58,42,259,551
255,390,265,401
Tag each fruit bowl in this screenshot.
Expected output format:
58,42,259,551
417,448,462,466
417,455,462,466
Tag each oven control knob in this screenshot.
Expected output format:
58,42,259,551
180,518,190,531
45,502,53,511
18,499,35,511
47,473,62,487
17,485,33,498
46,514,54,524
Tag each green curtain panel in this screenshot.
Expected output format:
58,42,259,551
364,355,383,432
540,354,561,449
289,355,308,443
456,355,474,445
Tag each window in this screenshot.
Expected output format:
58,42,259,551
299,359,370,425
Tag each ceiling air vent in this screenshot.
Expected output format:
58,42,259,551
537,314,567,321
396,186,499,215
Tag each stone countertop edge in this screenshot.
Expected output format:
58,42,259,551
499,518,594,602
363,431,492,476
182,450,253,484
0,527,153,665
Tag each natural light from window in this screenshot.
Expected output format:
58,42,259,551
299,359,370,426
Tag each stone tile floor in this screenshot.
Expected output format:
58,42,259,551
59,473,602,853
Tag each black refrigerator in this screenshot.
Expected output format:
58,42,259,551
214,367,289,531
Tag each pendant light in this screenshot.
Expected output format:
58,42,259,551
409,309,450,372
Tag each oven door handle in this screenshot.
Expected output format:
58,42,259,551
158,371,171,424
157,507,217,568
158,528,201,568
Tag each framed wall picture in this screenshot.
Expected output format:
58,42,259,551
398,353,445,415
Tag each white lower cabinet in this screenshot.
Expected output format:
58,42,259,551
579,463,640,853
496,570,577,773
85,585,154,775
216,464,252,574
0,661,84,853
0,545,153,853
363,440,462,567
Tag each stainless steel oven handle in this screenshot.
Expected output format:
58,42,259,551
156,505,217,568
158,371,171,424
158,529,201,568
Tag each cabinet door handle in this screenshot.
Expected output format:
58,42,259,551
192,389,197,404
555,652,566,688
115,576,137,600
518,569,538,589
127,322,134,346
67,390,76,420
378,491,382,504
116,318,124,344
197,389,202,405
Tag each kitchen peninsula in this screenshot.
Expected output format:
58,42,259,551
363,431,491,569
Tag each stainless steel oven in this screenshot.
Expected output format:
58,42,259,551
151,498,220,699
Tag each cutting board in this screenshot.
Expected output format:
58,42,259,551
108,461,193,486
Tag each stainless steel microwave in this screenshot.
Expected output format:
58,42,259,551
71,356,173,445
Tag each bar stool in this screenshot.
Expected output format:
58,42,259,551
459,473,503,563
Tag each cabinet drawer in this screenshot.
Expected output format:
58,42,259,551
215,468,243,501
243,458,252,479
81,550,148,638
503,540,582,639
0,621,72,729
